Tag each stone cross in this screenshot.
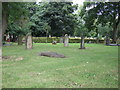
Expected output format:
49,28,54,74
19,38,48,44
64,34,69,47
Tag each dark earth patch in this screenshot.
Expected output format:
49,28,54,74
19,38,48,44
39,52,66,58
2,56,11,60
2,56,23,61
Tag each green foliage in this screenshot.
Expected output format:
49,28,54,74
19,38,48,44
87,30,96,38
6,3,33,37
3,2,29,22
96,23,112,37
80,2,120,41
74,19,88,37
29,2,78,37
32,37,104,43
7,18,32,36
7,23,22,35
33,37,59,43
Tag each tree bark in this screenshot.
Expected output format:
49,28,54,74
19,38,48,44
18,35,23,45
2,9,8,40
96,37,99,44
80,36,85,49
96,29,99,43
46,31,48,43
12,34,17,42
112,12,120,43
112,23,118,43
9,33,12,42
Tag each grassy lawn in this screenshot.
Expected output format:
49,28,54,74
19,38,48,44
2,43,118,88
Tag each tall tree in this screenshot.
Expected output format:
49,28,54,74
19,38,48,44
2,2,28,39
74,19,88,49
96,23,112,45
75,4,88,49
80,2,120,43
30,2,78,37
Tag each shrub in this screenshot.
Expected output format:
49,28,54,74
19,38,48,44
33,37,104,43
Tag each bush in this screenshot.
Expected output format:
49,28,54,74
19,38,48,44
33,37,59,43
33,37,104,43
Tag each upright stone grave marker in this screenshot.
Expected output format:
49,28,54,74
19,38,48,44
105,36,110,45
60,37,64,43
26,34,33,49
64,34,69,47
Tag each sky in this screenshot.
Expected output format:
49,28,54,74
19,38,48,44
72,0,85,5
37,0,85,5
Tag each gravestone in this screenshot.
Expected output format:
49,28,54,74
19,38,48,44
116,38,120,44
52,40,57,45
60,37,63,43
64,34,69,47
104,38,106,45
26,34,33,49
105,36,110,45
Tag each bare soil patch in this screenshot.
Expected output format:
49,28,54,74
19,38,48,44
2,56,23,61
39,51,66,58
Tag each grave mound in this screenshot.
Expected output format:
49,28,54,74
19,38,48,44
39,52,66,58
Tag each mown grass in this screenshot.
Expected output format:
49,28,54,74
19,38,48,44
2,43,118,88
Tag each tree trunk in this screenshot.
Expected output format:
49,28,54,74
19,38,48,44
2,10,8,40
96,37,99,44
112,24,118,43
12,34,17,42
96,29,99,43
112,13,119,43
18,35,23,45
46,32,48,43
0,3,2,47
80,36,85,49
9,33,12,42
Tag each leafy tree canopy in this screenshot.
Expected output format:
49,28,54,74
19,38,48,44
29,2,78,37
80,1,120,42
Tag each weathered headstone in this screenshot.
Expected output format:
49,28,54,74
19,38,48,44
60,37,63,43
104,37,106,45
64,34,69,47
105,36,110,45
52,40,57,45
116,38,120,44
26,34,33,49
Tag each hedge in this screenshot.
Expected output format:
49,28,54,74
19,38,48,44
33,37,105,43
